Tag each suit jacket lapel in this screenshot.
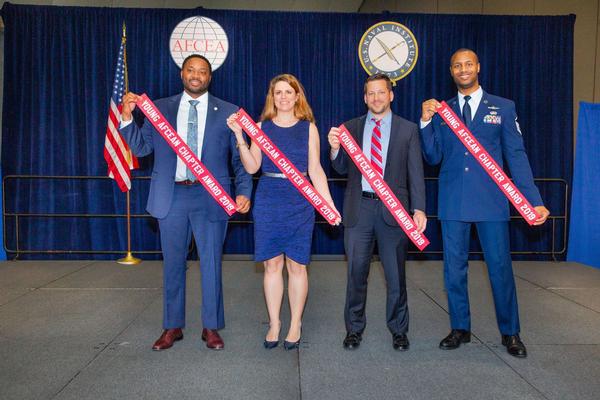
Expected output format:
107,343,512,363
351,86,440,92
384,114,399,179
356,115,367,149
449,96,461,120
166,94,182,131
201,93,216,160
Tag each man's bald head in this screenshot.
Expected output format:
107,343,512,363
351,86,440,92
450,48,479,66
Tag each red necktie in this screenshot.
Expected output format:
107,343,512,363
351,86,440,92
371,118,383,177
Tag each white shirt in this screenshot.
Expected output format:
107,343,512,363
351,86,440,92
457,86,483,122
175,92,208,181
119,91,208,182
420,86,483,129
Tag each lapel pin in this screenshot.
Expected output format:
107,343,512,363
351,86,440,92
214,106,218,111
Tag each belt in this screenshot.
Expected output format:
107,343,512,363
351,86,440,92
361,191,379,200
263,171,308,179
175,179,202,185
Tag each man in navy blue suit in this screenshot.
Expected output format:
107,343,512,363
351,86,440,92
120,55,252,351
420,49,550,358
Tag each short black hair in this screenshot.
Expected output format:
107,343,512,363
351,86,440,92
450,48,479,65
181,54,212,74
364,73,392,93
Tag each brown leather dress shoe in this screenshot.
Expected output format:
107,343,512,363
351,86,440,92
202,328,224,350
152,328,183,351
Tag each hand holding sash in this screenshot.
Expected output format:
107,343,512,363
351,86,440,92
421,98,442,123
121,92,140,121
533,205,550,225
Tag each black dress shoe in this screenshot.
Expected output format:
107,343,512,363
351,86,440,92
502,334,527,358
343,332,362,350
392,333,409,351
439,329,471,350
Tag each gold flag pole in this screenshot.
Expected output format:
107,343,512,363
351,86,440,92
117,22,141,265
118,191,140,265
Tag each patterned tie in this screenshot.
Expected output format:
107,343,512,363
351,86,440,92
370,118,384,177
462,95,472,126
186,99,200,181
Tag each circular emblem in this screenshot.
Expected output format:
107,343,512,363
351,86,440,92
358,21,418,83
170,16,229,70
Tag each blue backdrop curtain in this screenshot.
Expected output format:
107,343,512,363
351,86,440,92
567,102,600,269
0,3,573,259
0,166,5,260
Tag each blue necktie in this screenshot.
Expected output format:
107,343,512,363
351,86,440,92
462,95,472,126
186,100,199,181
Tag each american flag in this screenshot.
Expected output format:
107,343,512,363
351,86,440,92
104,24,138,192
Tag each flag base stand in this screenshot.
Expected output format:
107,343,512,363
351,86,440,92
117,252,141,265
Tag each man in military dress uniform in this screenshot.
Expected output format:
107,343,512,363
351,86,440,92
420,49,549,358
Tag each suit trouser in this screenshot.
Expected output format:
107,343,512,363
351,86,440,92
441,220,520,335
158,185,227,330
344,197,409,335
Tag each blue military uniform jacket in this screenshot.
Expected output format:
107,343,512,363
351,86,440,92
420,90,543,221
120,93,253,220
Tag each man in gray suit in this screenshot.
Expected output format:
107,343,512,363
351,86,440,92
328,74,426,351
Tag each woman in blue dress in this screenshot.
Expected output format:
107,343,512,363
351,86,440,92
227,74,340,349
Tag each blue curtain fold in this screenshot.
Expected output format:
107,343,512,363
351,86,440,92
0,3,574,259
567,102,600,268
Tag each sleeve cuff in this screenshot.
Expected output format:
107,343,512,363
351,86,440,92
419,119,431,129
119,118,133,129
330,148,339,160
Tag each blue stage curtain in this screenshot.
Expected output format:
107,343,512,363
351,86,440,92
0,3,574,259
567,103,600,268
0,166,5,260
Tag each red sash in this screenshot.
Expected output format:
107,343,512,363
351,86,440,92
337,124,429,251
234,109,341,225
136,94,237,216
437,102,540,225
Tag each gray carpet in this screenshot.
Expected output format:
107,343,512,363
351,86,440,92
0,260,598,400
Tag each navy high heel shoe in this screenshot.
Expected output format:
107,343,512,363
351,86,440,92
264,322,281,349
283,327,302,350
283,339,300,350
263,339,279,349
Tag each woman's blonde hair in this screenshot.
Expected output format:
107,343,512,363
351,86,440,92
260,74,315,123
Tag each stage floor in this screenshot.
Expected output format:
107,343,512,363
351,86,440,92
0,260,599,400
